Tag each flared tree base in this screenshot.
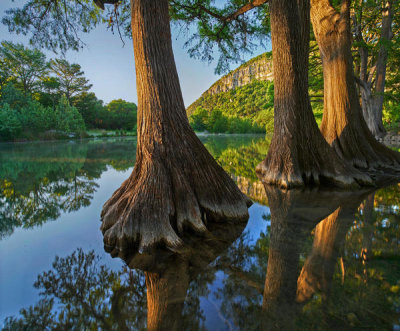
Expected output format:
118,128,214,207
256,134,373,189
100,136,251,255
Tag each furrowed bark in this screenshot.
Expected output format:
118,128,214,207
256,0,371,189
354,1,393,138
101,0,251,254
311,0,400,170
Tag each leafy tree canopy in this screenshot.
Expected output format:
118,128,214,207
2,0,270,73
49,58,92,100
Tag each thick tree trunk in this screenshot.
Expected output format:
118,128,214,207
310,0,400,170
100,0,251,254
256,0,371,189
296,192,368,303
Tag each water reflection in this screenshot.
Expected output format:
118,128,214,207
0,136,267,239
1,137,399,329
0,139,136,238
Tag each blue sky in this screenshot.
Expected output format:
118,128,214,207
0,0,269,106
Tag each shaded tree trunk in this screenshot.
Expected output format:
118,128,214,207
256,0,371,189
310,0,400,170
354,1,394,138
100,0,251,254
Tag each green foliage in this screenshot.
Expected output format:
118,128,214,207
188,79,274,133
0,40,138,141
170,0,270,74
2,0,104,52
0,41,48,95
189,106,264,133
93,99,138,131
0,84,87,141
55,96,86,133
49,58,92,100
3,249,147,330
71,92,104,129
383,101,400,131
0,103,22,140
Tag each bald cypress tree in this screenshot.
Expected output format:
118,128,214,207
2,0,251,252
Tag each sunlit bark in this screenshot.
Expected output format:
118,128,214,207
256,0,371,189
100,0,251,254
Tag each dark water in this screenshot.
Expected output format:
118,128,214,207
0,136,399,330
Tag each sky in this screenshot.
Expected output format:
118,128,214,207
0,0,269,107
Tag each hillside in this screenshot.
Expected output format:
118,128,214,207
187,52,275,134
186,50,325,134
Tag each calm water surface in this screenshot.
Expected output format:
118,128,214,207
0,136,399,330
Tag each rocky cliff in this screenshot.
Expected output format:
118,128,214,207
203,52,273,96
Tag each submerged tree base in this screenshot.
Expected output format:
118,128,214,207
255,129,373,190
100,131,251,255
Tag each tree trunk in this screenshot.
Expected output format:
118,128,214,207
296,191,368,303
101,0,251,254
256,0,371,189
120,216,248,331
355,1,393,138
372,1,393,136
310,0,400,170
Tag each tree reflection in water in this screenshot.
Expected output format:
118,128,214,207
3,213,248,330
0,139,136,238
3,175,400,329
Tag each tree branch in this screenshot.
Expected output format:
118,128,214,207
225,0,269,22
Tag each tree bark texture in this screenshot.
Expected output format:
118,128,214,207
256,0,371,189
354,1,394,138
296,191,368,303
310,0,400,170
100,0,251,254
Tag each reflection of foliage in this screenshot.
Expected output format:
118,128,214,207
0,138,136,238
215,229,269,330
3,249,147,330
215,138,270,182
297,189,400,330
3,247,214,330
211,185,400,330
374,183,400,210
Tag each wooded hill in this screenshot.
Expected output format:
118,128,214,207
186,51,323,134
187,45,399,135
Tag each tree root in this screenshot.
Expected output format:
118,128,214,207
101,152,251,255
256,140,373,189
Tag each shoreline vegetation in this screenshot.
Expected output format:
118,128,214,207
1,43,398,144
0,130,268,144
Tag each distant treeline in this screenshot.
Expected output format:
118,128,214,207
0,41,137,142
